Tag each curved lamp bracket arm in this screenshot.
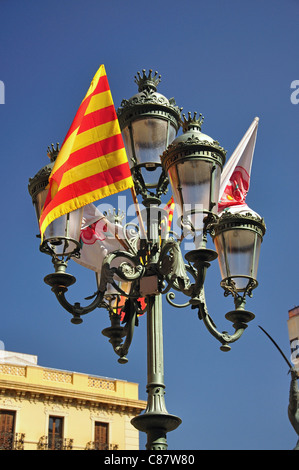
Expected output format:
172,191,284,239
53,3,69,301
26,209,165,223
165,291,192,309
44,259,106,323
196,287,254,351
52,286,105,322
45,249,144,324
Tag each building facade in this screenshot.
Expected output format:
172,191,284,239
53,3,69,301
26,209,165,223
0,351,146,450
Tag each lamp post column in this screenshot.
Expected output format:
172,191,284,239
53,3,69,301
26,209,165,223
131,202,182,450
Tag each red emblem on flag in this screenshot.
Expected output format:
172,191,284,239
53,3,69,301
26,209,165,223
218,165,250,211
80,220,108,245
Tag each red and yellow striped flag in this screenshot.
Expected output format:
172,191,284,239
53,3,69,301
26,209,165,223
39,65,133,239
160,196,175,239
164,196,175,233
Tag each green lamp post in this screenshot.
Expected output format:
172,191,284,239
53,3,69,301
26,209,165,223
28,69,266,450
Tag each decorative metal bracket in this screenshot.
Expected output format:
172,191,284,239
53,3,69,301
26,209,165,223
160,241,255,351
158,238,192,292
98,251,146,362
197,288,254,351
102,299,139,364
43,227,256,354
44,265,106,325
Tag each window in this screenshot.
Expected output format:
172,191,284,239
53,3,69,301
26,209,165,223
94,422,109,450
48,416,64,450
0,410,16,450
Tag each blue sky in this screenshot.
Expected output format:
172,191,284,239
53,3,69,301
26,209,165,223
1,0,299,450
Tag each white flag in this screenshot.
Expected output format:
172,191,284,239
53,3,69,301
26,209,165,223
218,117,259,214
74,203,128,273
73,203,144,310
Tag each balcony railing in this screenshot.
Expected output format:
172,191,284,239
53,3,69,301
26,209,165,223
85,441,119,450
0,432,120,450
37,435,73,450
0,432,25,450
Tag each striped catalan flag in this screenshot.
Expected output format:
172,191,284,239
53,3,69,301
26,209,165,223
160,196,175,239
39,65,133,239
164,196,175,233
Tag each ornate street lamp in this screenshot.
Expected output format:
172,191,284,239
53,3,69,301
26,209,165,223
161,112,225,232
117,69,181,196
28,69,266,450
28,143,83,260
213,211,265,297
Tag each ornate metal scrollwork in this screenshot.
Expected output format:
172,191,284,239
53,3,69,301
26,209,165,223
123,222,140,256
98,251,145,293
98,250,146,363
165,291,192,309
158,238,191,292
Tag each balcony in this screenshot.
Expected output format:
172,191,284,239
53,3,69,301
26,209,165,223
37,435,73,450
85,441,119,450
0,432,25,450
0,431,121,450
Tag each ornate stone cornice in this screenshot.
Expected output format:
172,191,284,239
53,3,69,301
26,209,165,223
0,379,146,415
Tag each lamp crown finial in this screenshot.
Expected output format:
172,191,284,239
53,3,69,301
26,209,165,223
134,69,161,92
104,208,125,225
47,142,60,162
182,112,204,132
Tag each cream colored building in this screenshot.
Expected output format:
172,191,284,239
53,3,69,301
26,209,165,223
0,351,146,450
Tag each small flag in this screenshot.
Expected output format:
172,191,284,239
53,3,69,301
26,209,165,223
161,196,175,238
218,117,259,213
75,203,127,273
75,203,146,319
39,65,133,239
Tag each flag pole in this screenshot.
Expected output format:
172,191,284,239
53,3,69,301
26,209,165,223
130,186,147,240
101,215,130,252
